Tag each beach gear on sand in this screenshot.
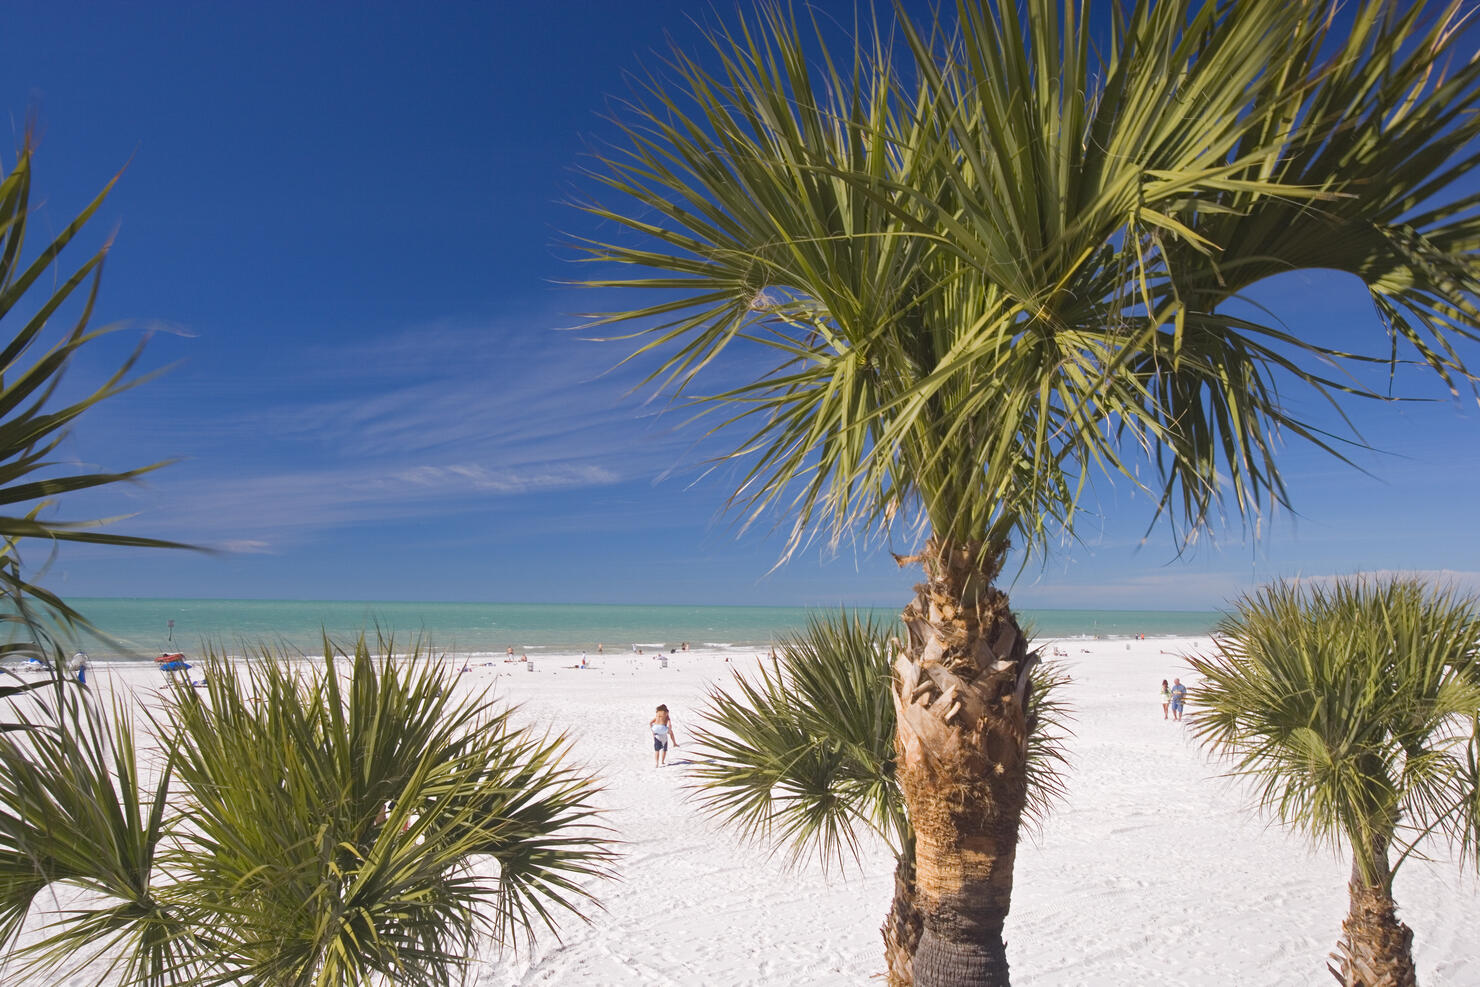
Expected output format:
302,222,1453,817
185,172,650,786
155,653,191,673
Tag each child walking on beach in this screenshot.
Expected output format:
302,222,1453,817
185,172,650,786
650,704,679,767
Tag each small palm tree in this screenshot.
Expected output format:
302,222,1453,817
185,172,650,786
0,138,189,690
0,634,615,986
690,610,1070,985
1189,578,1480,987
574,2,1480,980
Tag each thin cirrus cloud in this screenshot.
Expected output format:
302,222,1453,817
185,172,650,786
218,540,273,555
117,460,624,552
1287,569,1480,594
1015,568,1248,610
89,320,679,551
251,321,689,464
392,463,619,494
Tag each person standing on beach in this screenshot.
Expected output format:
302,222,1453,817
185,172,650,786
1159,679,1171,719
1169,678,1188,722
650,704,679,767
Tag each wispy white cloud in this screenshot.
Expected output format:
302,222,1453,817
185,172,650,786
144,458,626,547
74,318,698,550
219,539,274,555
1014,568,1248,610
1284,569,1480,594
1014,566,1480,611
392,463,619,493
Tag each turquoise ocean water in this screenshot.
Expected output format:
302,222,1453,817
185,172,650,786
62,598,1220,662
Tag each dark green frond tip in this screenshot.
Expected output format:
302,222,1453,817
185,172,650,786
0,138,194,681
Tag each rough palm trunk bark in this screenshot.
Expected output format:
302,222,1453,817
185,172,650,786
891,537,1034,987
881,842,922,986
1328,850,1417,987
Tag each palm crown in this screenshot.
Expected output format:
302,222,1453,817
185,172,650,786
578,0,1480,560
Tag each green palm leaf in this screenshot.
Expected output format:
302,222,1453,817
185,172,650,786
163,636,616,987
0,682,191,987
0,634,616,987
1189,576,1480,981
0,138,194,675
689,610,1072,867
690,611,907,870
576,0,1480,560
1189,577,1480,885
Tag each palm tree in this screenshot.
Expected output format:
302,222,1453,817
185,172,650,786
0,634,615,986
573,1,1480,981
1188,578,1480,987
0,138,190,685
690,610,1070,985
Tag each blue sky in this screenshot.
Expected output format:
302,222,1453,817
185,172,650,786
5,1,1479,610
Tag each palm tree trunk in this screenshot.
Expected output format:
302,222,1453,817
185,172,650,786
882,843,922,986
1329,850,1417,987
891,537,1033,987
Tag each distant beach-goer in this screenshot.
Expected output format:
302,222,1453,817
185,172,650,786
1169,678,1188,721
650,703,678,767
1160,679,1171,720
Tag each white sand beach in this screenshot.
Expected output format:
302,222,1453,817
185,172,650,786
20,636,1480,986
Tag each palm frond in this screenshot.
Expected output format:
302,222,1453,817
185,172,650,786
0,138,195,676
0,680,193,987
0,633,615,987
689,610,904,871
689,609,1074,868
1024,657,1075,830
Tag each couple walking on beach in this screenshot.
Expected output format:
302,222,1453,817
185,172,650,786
1160,678,1187,721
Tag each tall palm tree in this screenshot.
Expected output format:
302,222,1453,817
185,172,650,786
1188,578,1480,987
574,1,1480,982
689,610,1070,985
0,138,190,681
0,634,615,986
